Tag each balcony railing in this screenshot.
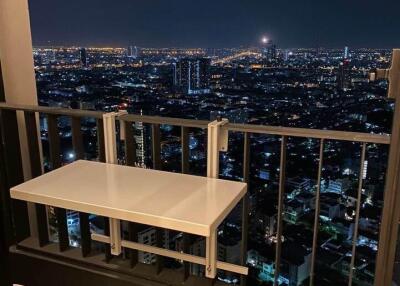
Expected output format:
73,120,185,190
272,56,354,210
0,98,399,286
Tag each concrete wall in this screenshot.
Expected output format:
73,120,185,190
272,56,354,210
0,0,37,105
0,0,40,237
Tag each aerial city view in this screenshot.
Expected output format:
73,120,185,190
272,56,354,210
33,44,392,286
27,0,400,285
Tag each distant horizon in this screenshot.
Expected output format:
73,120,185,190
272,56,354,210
32,44,396,50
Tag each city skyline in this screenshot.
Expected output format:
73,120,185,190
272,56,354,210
31,44,395,49
32,45,393,285
29,0,400,48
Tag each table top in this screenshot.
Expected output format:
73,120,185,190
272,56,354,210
10,160,247,236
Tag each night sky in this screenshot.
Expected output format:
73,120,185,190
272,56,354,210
29,0,400,48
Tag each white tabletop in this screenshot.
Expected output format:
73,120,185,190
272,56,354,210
10,160,247,236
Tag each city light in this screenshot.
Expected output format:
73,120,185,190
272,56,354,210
31,44,392,286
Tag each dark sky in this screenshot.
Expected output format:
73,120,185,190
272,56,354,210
29,0,400,48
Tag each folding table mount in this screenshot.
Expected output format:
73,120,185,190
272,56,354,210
10,160,248,279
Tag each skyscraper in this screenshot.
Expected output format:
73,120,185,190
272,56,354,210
265,43,277,61
260,38,277,66
344,46,349,59
337,60,351,90
79,48,88,67
127,46,138,58
174,58,211,94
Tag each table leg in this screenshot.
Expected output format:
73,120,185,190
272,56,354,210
205,229,217,279
109,218,121,255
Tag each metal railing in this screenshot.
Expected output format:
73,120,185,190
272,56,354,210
220,122,392,286
0,94,399,286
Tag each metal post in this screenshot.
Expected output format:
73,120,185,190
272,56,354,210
207,119,228,179
240,132,250,286
24,111,49,247
375,49,400,286
102,111,126,256
181,126,190,174
47,114,69,252
205,119,228,279
309,139,324,286
274,136,287,286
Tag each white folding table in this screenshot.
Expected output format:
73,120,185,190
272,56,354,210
10,160,248,278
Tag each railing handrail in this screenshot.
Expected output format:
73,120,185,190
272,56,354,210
0,102,391,144
225,123,391,145
119,113,209,128
0,103,105,119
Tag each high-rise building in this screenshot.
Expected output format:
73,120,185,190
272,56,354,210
266,43,277,61
284,49,290,62
337,60,351,90
50,48,56,63
134,110,148,167
127,46,138,58
79,48,88,67
261,40,277,62
344,46,349,59
173,58,211,94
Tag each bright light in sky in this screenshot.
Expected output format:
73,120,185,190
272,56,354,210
261,36,269,44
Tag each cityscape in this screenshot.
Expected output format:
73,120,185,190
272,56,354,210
32,42,393,285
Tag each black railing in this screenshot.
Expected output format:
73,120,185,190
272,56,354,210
221,122,392,286
0,102,398,286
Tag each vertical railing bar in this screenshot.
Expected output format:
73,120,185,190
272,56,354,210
181,126,189,174
123,120,138,267
103,218,112,262
155,228,163,274
78,213,90,257
71,117,84,159
96,119,106,163
274,135,287,286
24,111,49,247
47,114,69,252
96,118,111,261
348,142,367,286
128,222,138,268
152,123,161,170
181,126,190,280
71,116,91,257
151,123,163,273
375,49,400,286
47,114,61,169
240,132,250,286
242,132,251,183
309,138,325,286
24,112,42,178
182,232,191,281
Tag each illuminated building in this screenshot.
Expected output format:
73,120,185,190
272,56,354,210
260,37,277,63
173,58,211,94
127,45,138,58
337,60,351,90
79,47,88,67
344,46,349,59
134,110,147,167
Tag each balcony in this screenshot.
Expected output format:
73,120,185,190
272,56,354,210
1,1,400,285
0,90,399,285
